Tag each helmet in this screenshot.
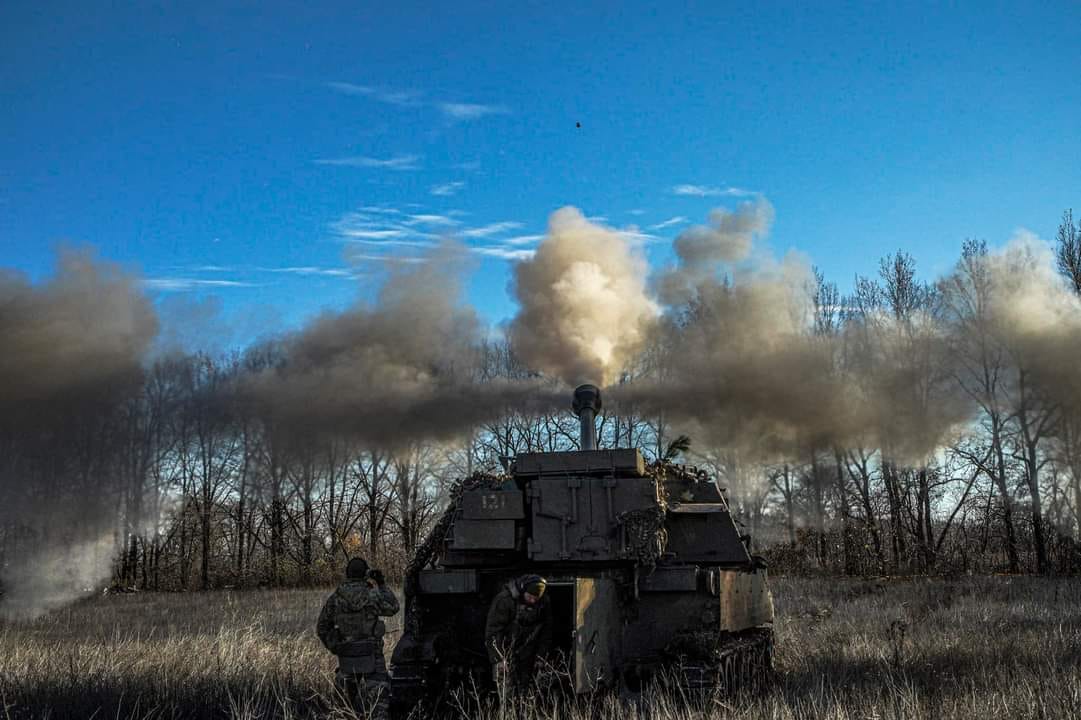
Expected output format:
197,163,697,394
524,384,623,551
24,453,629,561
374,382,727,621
517,574,547,598
346,557,370,579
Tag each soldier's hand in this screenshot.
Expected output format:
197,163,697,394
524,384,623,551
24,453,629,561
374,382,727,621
368,569,386,586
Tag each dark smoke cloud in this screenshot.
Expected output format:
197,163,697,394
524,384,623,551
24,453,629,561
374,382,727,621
0,249,157,409
621,198,970,465
244,242,558,448
623,246,864,460
0,249,158,618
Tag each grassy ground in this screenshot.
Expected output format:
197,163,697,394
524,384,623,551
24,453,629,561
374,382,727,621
1,576,1079,719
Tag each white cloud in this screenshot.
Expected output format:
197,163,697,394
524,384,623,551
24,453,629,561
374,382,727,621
629,209,647,216
314,155,420,170
430,181,466,197
503,234,544,246
404,214,460,227
346,238,437,248
325,81,422,107
586,215,609,224
649,216,689,231
144,278,256,291
330,210,439,245
345,252,428,265
460,221,524,238
471,246,536,261
263,266,355,278
438,102,510,120
618,229,662,245
672,184,755,198
335,228,410,240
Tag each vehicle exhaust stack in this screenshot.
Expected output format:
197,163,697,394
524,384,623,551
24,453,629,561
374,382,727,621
572,384,602,451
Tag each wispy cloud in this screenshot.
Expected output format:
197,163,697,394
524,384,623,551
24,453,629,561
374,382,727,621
358,206,403,215
649,216,689,231
454,161,481,172
672,184,755,198
144,278,256,292
471,246,535,261
618,229,662,245
438,102,510,120
629,209,647,216
344,238,436,248
263,266,355,278
334,228,410,240
403,213,460,227
345,252,428,265
460,221,524,238
430,181,466,197
331,209,441,252
314,155,420,170
503,234,544,246
325,81,423,107
327,81,510,122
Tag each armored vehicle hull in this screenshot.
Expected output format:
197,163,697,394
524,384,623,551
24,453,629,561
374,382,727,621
390,387,774,711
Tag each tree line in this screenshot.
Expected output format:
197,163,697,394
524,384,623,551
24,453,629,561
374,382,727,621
1,211,1080,594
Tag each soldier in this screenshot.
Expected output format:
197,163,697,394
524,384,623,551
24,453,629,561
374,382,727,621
484,574,552,695
317,557,400,719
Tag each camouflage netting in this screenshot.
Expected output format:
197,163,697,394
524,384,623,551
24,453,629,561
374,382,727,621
616,505,667,572
647,459,717,503
403,471,509,634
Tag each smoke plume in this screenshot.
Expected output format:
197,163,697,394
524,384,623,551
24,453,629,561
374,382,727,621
621,197,969,464
0,249,158,619
0,249,157,407
509,207,659,386
658,198,775,305
975,231,1081,405
243,242,557,448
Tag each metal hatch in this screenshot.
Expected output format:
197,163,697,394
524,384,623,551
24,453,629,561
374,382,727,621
574,576,620,693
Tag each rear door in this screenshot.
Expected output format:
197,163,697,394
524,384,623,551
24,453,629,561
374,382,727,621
574,576,620,692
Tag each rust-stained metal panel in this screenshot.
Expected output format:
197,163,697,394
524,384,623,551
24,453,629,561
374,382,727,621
575,576,620,693
717,569,774,631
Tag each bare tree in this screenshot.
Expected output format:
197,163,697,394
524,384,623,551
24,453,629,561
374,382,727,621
1056,209,1081,295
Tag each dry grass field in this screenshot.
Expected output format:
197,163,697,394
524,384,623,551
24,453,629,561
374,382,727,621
2,576,1079,719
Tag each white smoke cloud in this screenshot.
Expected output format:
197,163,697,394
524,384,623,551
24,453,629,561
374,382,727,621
509,208,660,386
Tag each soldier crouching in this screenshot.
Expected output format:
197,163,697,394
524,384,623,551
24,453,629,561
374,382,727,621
484,574,552,697
317,557,400,719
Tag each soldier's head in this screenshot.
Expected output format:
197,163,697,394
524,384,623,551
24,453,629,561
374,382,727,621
346,557,370,580
517,574,547,605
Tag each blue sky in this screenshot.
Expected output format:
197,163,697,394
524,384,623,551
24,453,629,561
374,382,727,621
2,2,1080,340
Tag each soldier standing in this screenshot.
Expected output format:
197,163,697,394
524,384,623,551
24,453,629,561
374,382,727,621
317,557,400,719
484,574,552,696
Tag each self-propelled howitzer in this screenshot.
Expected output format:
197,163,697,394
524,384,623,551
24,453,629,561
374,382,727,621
390,384,774,710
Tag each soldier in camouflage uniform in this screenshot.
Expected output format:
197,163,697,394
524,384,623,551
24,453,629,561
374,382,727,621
317,557,400,719
484,574,552,695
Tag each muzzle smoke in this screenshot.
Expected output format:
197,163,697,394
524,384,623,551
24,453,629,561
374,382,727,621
509,207,659,386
